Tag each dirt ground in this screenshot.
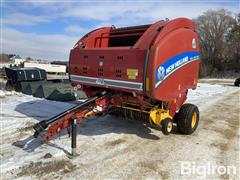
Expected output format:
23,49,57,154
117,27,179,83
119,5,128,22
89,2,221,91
0,79,239,179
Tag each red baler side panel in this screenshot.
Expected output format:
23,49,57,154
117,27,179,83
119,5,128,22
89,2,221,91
69,48,147,92
146,19,200,101
88,27,111,48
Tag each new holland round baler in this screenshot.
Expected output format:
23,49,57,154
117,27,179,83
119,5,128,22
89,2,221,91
33,18,200,144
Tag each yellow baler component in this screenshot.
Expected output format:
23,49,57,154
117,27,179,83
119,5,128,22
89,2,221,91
149,108,172,127
85,111,94,117
146,77,150,92
191,112,197,128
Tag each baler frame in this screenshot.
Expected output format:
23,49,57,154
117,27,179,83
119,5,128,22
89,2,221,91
33,87,186,140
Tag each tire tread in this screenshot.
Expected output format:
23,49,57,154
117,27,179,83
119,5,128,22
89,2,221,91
176,103,199,134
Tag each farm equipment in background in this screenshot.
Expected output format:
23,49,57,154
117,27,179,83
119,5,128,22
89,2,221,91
234,78,240,87
5,67,47,90
33,18,200,155
4,67,86,101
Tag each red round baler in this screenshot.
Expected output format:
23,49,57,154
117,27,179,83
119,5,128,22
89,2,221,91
34,18,200,141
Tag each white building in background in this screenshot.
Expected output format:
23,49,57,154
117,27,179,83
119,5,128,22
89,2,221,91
24,61,66,74
0,55,26,68
0,62,11,68
10,55,25,66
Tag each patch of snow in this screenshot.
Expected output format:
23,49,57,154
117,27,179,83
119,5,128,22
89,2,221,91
0,90,5,98
0,83,238,176
5,91,12,96
0,91,75,173
187,83,234,110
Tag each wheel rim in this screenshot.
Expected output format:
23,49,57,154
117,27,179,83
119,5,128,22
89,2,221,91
167,121,173,132
191,112,197,128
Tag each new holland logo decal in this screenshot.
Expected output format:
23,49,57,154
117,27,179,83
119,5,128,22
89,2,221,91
155,51,200,89
157,66,165,81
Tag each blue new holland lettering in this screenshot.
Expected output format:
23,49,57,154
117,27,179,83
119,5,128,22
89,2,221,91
155,51,200,88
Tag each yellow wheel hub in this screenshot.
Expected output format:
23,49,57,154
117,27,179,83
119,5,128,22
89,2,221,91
149,108,172,127
167,122,173,132
191,112,197,128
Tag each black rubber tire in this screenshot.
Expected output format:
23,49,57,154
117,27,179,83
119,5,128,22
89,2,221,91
234,81,240,87
176,103,199,135
161,118,173,135
234,78,240,87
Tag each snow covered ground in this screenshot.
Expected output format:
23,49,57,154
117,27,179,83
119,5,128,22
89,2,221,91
187,83,232,110
0,82,239,179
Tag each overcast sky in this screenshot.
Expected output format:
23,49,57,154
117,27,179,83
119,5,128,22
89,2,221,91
1,0,239,61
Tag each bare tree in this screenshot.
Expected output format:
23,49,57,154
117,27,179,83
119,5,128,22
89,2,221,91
0,54,10,63
196,9,236,77
226,13,240,73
